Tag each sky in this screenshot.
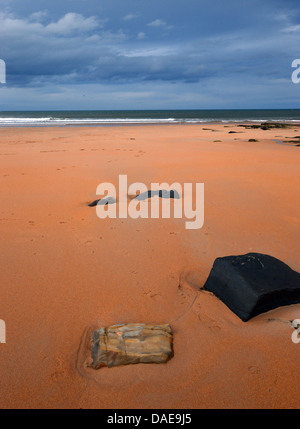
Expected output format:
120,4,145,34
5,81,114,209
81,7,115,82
0,0,300,110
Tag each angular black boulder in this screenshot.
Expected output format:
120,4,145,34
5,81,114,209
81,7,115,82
203,253,300,321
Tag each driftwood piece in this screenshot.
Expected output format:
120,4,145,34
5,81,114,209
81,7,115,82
91,323,173,369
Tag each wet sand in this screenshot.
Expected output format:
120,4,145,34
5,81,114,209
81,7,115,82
0,123,299,409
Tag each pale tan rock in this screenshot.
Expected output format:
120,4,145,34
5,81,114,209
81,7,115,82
91,323,173,369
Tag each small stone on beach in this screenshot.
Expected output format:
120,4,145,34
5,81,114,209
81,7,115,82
91,323,173,369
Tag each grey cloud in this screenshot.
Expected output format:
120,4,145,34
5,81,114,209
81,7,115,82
1,5,300,93
148,19,167,27
123,13,139,21
45,13,100,34
29,10,48,22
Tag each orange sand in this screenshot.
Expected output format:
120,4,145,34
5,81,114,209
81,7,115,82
0,124,299,409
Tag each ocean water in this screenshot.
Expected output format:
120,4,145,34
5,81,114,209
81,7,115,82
0,109,300,127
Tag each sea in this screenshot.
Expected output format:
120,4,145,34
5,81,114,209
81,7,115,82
0,109,300,127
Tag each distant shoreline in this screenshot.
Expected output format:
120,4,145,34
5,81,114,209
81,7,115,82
1,121,300,129
1,109,300,127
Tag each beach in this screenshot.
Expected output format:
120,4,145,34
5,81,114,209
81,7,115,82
0,123,299,409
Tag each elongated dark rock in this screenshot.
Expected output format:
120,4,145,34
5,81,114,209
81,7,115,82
91,323,173,369
134,189,180,200
88,196,116,207
203,253,300,322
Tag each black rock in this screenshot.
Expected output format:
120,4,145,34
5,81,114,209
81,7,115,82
88,197,116,207
238,123,291,130
203,253,300,321
134,189,180,201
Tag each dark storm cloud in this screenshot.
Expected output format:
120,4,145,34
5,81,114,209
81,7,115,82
0,0,300,108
